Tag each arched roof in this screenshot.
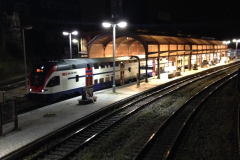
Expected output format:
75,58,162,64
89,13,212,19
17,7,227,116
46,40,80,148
87,32,225,58
88,32,223,47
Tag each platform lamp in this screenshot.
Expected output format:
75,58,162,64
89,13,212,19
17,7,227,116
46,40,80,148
14,25,32,88
72,39,79,58
63,31,78,59
223,41,230,58
102,21,127,93
232,39,240,58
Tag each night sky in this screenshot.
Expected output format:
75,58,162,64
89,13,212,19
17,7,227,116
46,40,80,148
1,0,240,61
169,0,240,40
1,0,240,40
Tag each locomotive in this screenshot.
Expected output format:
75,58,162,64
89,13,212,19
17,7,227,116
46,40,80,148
28,57,159,102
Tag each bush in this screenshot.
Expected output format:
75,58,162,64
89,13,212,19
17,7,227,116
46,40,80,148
0,59,26,81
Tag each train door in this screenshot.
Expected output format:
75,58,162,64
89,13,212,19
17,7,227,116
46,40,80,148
120,63,125,85
85,67,93,86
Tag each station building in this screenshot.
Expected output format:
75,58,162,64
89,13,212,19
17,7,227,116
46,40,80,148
79,32,228,82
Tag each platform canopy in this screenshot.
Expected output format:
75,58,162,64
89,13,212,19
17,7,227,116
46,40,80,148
87,32,227,59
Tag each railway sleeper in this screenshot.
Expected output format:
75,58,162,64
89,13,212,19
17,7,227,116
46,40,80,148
55,147,72,152
51,150,67,156
44,154,62,159
61,144,76,148
78,133,93,137
71,137,86,142
66,141,82,145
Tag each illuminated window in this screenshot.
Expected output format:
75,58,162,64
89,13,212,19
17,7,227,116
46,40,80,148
100,78,104,83
94,79,98,85
106,77,110,82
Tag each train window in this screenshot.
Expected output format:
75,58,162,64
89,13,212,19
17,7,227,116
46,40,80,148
128,67,131,72
106,77,110,82
100,63,105,68
109,62,113,67
94,63,99,69
116,75,120,80
76,75,79,82
105,62,109,68
72,64,76,69
31,74,44,86
100,78,104,83
94,79,98,85
46,76,60,87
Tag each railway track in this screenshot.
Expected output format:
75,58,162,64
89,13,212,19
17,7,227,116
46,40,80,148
1,62,239,160
0,77,26,91
133,70,238,159
8,63,238,160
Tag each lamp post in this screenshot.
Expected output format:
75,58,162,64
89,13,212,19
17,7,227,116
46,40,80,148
232,39,240,58
14,25,32,88
72,39,79,58
63,31,78,59
223,41,230,58
130,56,140,87
102,21,127,93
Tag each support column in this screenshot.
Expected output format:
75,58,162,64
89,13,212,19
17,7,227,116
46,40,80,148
182,53,185,72
157,45,160,79
188,54,192,71
200,54,202,67
145,50,148,83
176,54,178,71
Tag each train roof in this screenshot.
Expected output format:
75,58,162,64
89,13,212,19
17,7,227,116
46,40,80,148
56,57,145,71
33,56,146,72
60,56,144,64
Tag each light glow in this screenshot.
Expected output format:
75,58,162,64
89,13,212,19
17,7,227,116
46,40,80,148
102,22,111,28
37,69,43,72
233,39,240,42
223,41,230,44
72,39,78,43
63,32,69,35
117,22,127,28
72,31,78,35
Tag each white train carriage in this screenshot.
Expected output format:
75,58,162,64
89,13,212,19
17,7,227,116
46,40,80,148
28,57,158,102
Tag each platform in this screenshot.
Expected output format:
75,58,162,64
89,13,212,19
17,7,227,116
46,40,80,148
0,61,237,158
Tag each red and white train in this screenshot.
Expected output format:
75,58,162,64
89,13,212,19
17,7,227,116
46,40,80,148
28,57,162,102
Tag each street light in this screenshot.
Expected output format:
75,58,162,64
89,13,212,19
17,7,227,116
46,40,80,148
102,21,127,93
63,31,78,59
14,25,32,88
72,39,79,58
223,41,230,45
232,39,240,57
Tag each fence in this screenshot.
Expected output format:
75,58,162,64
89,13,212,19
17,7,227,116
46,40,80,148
0,101,18,135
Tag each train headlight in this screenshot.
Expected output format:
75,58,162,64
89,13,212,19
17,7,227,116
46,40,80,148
41,89,48,92
29,88,32,92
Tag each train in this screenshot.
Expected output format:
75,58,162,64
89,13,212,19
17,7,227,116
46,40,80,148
28,57,164,102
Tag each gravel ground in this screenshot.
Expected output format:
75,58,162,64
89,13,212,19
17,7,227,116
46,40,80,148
171,77,240,160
